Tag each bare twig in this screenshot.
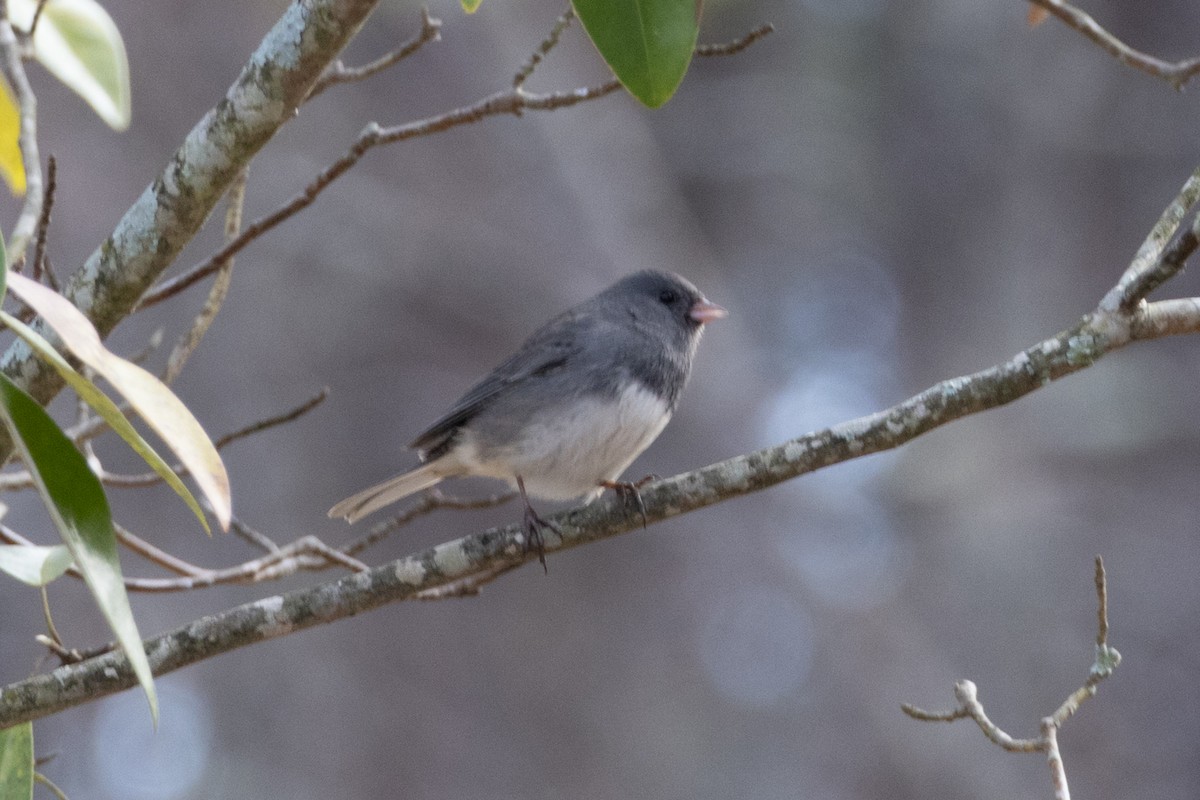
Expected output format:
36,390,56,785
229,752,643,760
163,167,248,385
695,23,776,57
118,535,368,593
513,6,574,88
115,523,208,577
228,514,280,554
135,23,775,309
25,0,49,40
413,562,521,600
216,388,327,449
308,6,441,99
0,12,42,260
31,154,57,288
87,390,327,490
1100,166,1200,314
1029,0,1200,90
0,390,327,491
341,487,516,556
902,558,1120,800
38,586,65,652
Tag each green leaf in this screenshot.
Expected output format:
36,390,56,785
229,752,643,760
0,373,157,725
0,722,33,800
0,309,211,534
9,0,131,130
0,542,74,586
7,273,231,531
460,0,483,12
572,0,700,108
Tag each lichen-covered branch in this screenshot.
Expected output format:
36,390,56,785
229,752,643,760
0,262,1176,725
0,0,383,455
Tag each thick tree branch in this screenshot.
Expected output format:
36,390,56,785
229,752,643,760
1,166,1197,726
0,261,1186,725
0,0,383,457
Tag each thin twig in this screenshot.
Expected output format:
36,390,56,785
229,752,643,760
119,535,368,592
414,562,521,599
38,586,65,651
92,390,328,488
215,388,327,449
25,0,50,40
164,167,248,385
513,6,574,88
308,7,441,99
1100,167,1200,312
31,154,55,287
115,523,208,577
902,560,1120,799
695,23,776,57
0,13,42,260
341,487,516,556
1042,720,1070,800
228,514,280,554
1029,0,1200,90
136,23,775,309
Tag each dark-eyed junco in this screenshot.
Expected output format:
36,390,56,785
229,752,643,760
328,270,726,552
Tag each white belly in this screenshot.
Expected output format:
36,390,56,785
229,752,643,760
454,383,671,502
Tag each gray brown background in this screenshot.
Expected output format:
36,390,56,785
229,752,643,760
2,0,1199,797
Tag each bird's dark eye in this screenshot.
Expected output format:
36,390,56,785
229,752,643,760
658,289,678,305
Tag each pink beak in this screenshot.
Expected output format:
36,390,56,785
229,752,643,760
689,298,728,325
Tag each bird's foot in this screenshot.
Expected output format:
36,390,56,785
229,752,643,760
600,475,659,529
517,476,561,573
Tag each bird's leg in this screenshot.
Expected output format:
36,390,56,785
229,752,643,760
517,476,561,573
599,475,659,529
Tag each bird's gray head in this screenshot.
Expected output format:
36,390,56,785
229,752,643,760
594,270,727,409
601,270,727,347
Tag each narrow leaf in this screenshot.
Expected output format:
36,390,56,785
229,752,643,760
0,309,211,534
460,0,483,12
0,373,157,724
0,722,33,800
573,0,700,108
9,0,131,130
0,77,25,196
7,273,231,531
0,543,74,586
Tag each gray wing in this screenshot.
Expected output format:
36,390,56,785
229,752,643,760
408,308,594,456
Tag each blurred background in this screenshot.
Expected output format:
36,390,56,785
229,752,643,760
2,0,1200,797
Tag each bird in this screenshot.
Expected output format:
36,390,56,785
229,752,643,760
328,270,726,559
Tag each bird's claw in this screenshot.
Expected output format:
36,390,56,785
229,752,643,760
600,475,658,529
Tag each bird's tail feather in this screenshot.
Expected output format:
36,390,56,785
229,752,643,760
328,463,445,523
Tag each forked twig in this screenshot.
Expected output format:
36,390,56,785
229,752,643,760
308,7,442,98
1029,0,1200,89
136,22,775,309
902,557,1120,799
